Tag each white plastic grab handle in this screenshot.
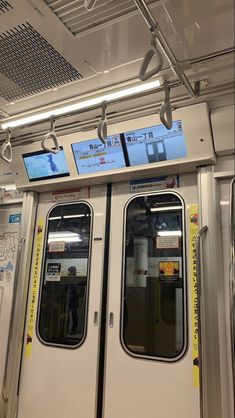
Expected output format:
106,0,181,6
84,0,97,11
139,47,163,81
159,81,173,130
41,131,59,154
159,101,172,130
97,103,107,144
0,140,12,163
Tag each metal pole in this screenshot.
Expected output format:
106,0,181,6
134,0,199,98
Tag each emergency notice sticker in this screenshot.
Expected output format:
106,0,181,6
156,236,179,249
46,262,61,282
49,241,65,253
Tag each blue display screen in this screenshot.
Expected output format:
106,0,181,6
72,135,126,174
124,120,187,166
23,147,70,182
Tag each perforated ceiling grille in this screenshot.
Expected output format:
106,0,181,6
0,0,13,15
0,22,83,101
44,0,157,36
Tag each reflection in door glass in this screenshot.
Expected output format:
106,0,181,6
123,193,185,359
38,203,91,347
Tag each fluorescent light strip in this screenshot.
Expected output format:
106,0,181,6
150,206,182,212
157,231,182,236
48,237,81,243
1,80,160,130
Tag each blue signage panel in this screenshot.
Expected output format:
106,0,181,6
9,214,21,224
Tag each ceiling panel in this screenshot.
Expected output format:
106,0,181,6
155,0,234,60
44,0,158,36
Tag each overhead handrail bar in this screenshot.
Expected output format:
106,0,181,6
97,102,108,144
196,225,208,418
139,28,163,81
134,0,200,98
41,118,59,154
84,0,97,11
0,129,12,163
159,80,172,130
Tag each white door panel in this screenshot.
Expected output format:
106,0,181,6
18,185,107,418
104,177,200,418
0,204,22,397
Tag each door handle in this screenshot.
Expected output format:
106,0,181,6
109,312,114,328
93,311,99,326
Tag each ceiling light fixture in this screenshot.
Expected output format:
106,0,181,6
1,80,161,130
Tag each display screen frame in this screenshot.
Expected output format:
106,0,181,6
71,134,127,175
123,120,187,167
71,120,187,176
22,147,70,182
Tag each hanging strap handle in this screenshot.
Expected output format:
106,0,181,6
84,0,97,11
139,30,163,81
41,118,59,154
0,130,12,163
159,81,173,130
97,102,107,144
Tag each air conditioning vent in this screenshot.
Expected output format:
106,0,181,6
44,0,157,36
0,22,83,101
0,0,13,15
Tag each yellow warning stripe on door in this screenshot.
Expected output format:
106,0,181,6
189,204,199,387
25,218,44,358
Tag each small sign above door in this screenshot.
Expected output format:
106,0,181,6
130,175,179,193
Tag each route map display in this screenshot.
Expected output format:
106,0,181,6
0,227,19,282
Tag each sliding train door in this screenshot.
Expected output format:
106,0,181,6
18,185,107,418
104,176,200,418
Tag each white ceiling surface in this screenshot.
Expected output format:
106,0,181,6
0,0,234,125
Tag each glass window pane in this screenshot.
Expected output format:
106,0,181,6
123,193,185,359
38,203,91,347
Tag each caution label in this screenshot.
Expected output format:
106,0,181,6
25,219,44,358
159,261,179,280
189,204,199,387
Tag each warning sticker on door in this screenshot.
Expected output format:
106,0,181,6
189,204,199,387
46,262,61,282
159,261,179,280
25,218,44,358
49,241,65,253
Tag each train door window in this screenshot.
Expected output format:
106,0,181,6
122,193,186,360
38,203,92,347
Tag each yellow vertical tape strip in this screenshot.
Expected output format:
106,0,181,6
189,204,199,387
25,218,44,358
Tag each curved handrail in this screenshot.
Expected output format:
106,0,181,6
159,81,173,130
97,102,107,144
41,118,59,154
196,225,208,418
229,177,235,386
139,31,163,81
0,130,12,163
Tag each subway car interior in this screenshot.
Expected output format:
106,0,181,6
0,1,234,418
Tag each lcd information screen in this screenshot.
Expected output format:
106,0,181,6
124,120,187,166
23,147,70,182
72,135,126,174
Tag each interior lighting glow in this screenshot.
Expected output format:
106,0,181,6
150,205,182,212
1,80,161,130
48,231,81,243
157,231,182,236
